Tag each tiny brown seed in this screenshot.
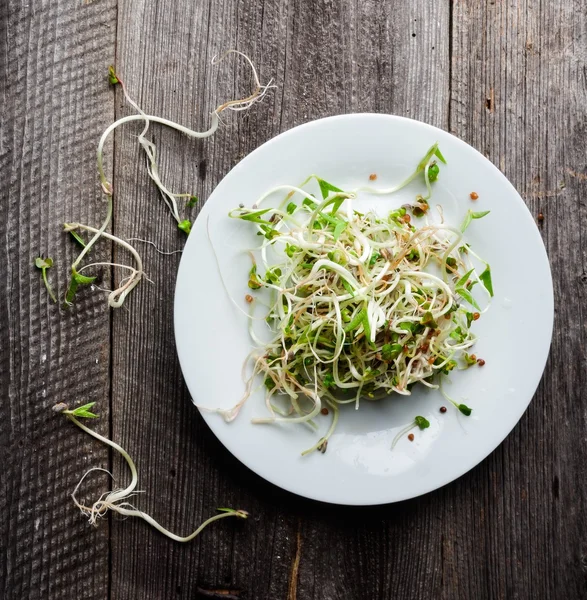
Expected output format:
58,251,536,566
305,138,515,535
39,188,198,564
440,406,447,413
245,294,254,303
369,173,377,181
470,192,479,200
408,433,415,441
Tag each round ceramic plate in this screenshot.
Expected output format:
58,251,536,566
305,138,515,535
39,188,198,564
174,114,553,505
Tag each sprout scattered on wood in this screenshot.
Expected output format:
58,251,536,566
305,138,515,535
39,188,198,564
35,257,57,303
64,50,274,307
54,402,248,542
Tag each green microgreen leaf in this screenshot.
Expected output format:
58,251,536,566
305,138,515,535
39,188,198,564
286,202,297,215
434,147,447,164
68,230,87,247
456,268,475,289
463,353,477,366
460,209,490,233
420,311,438,329
458,403,472,416
323,373,335,387
343,307,367,333
65,269,97,305
398,321,416,334
186,195,198,208
479,265,494,297
178,219,192,235
456,287,481,311
35,256,57,303
66,402,99,419
381,343,402,361
446,257,457,268
415,415,430,430
333,220,347,241
316,178,343,199
35,257,53,269
428,163,440,182
108,66,119,85
230,208,273,224
449,326,465,343
248,265,262,290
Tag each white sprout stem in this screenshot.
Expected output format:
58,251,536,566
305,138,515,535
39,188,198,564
68,415,137,502
96,113,220,189
71,195,113,270
65,224,143,274
113,507,243,543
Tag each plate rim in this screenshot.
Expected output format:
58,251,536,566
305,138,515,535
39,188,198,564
174,112,554,505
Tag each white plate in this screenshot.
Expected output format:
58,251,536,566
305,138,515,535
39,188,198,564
174,114,553,505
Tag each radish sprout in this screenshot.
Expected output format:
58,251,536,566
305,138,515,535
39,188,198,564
35,257,57,303
65,51,274,307
207,145,492,453
53,402,248,542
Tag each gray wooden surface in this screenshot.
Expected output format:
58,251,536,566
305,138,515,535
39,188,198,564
1,1,585,599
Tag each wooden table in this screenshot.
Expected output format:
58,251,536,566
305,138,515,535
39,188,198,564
2,1,585,598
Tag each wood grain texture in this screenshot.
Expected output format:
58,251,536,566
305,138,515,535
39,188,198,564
450,1,587,598
109,1,450,600
2,0,586,598
0,1,117,599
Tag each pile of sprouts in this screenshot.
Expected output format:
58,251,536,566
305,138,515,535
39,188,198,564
215,144,493,454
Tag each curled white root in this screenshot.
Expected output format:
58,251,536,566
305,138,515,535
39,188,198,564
56,406,248,543
67,50,274,308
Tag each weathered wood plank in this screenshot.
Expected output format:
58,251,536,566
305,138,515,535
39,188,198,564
449,1,587,598
4,0,583,599
110,1,450,599
0,1,117,599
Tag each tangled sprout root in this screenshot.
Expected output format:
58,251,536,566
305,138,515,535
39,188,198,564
54,402,248,542
65,50,274,308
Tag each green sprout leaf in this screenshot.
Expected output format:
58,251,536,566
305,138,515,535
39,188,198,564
463,353,477,366
434,147,447,164
186,195,198,208
381,343,402,361
35,257,53,269
460,209,490,233
217,508,249,518
286,201,297,215
35,257,57,303
65,269,97,305
178,219,192,235
68,230,87,247
458,403,472,416
65,402,99,419
428,163,440,182
323,373,335,387
456,287,481,311
414,415,430,430
317,178,343,199
108,66,120,85
421,311,438,329
248,265,262,290
449,326,466,343
333,220,347,241
479,265,494,297
456,268,475,289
